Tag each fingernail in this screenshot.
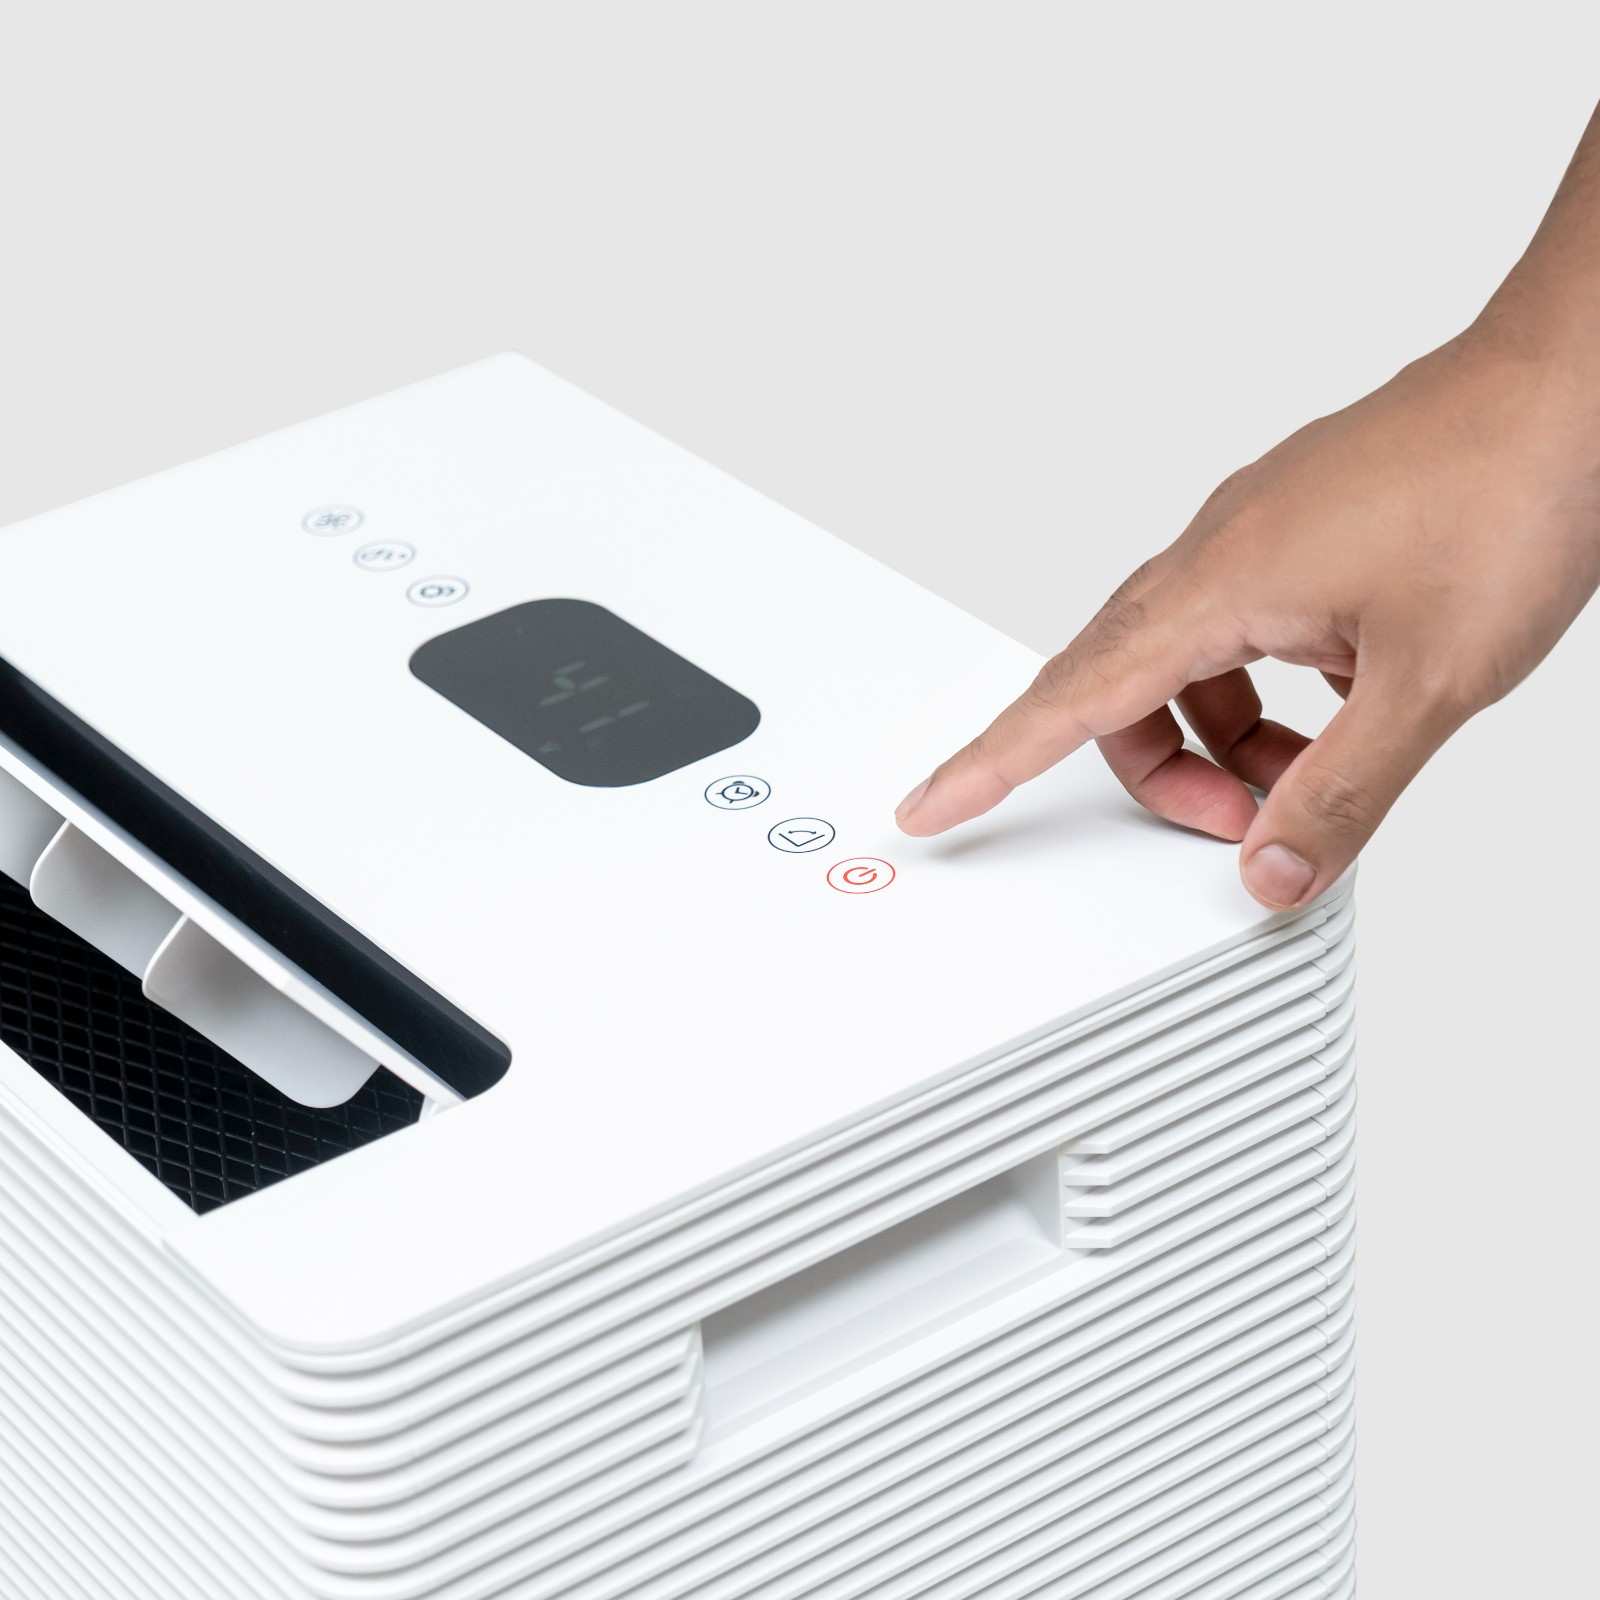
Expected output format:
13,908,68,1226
895,776,932,824
1244,843,1317,908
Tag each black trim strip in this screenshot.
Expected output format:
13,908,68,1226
0,659,511,1099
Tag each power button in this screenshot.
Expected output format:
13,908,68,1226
827,857,896,894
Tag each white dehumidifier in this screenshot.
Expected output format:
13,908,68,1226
0,356,1355,1600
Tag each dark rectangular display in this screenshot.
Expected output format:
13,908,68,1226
409,599,760,787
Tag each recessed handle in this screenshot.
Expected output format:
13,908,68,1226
701,1148,1070,1443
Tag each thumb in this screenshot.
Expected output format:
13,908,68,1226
1239,674,1459,910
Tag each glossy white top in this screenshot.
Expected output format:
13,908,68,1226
0,356,1302,1347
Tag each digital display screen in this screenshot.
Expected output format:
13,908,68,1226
409,599,760,787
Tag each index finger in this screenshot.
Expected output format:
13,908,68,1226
895,572,1232,836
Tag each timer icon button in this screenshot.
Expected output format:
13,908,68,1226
705,775,771,810
828,857,896,894
768,817,836,854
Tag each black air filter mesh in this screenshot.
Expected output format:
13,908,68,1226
0,873,423,1214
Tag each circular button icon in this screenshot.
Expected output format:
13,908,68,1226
408,575,469,608
827,857,896,894
354,540,416,572
302,504,364,536
768,817,836,854
705,775,771,810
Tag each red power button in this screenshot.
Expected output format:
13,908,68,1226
827,857,896,894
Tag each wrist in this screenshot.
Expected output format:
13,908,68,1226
1455,280,1600,473
1471,252,1600,390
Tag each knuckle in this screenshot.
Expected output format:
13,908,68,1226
1027,646,1080,709
1415,668,1480,726
963,727,1021,792
1293,762,1381,839
1077,595,1150,716
1203,504,1265,555
1474,665,1520,710
1451,652,1519,714
1179,514,1257,591
1198,462,1260,518
1023,640,1125,740
962,726,996,769
1398,650,1495,728
1105,558,1160,607
1089,592,1147,658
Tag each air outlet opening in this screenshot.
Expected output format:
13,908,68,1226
0,873,423,1214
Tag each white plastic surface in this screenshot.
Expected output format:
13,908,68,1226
0,1036,1356,1574
0,1260,1350,1600
0,891,1349,1398
0,1005,1354,1460
143,916,378,1108
0,763,60,884
29,822,181,973
0,1068,1353,1600
0,359,1357,1594
0,1068,1356,1593
0,356,1354,1349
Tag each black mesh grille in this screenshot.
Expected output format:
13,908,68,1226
0,872,423,1214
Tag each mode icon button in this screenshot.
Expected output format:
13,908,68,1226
768,817,835,854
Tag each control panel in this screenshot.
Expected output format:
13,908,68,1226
303,501,893,892
702,774,895,894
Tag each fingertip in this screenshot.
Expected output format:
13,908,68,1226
893,776,932,833
893,764,1013,837
1240,841,1319,909
894,803,942,838
1116,748,1258,843
1180,789,1258,845
1201,785,1260,844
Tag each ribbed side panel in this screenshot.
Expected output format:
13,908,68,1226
0,897,1356,1599
0,1111,1356,1600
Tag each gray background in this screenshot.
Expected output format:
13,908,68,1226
3,2,1596,1591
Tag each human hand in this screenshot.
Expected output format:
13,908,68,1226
894,323,1600,909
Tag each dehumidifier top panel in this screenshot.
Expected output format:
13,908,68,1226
0,355,1316,1346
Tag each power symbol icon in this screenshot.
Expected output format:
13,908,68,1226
827,857,896,894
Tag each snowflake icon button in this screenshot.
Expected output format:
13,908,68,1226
302,504,364,536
